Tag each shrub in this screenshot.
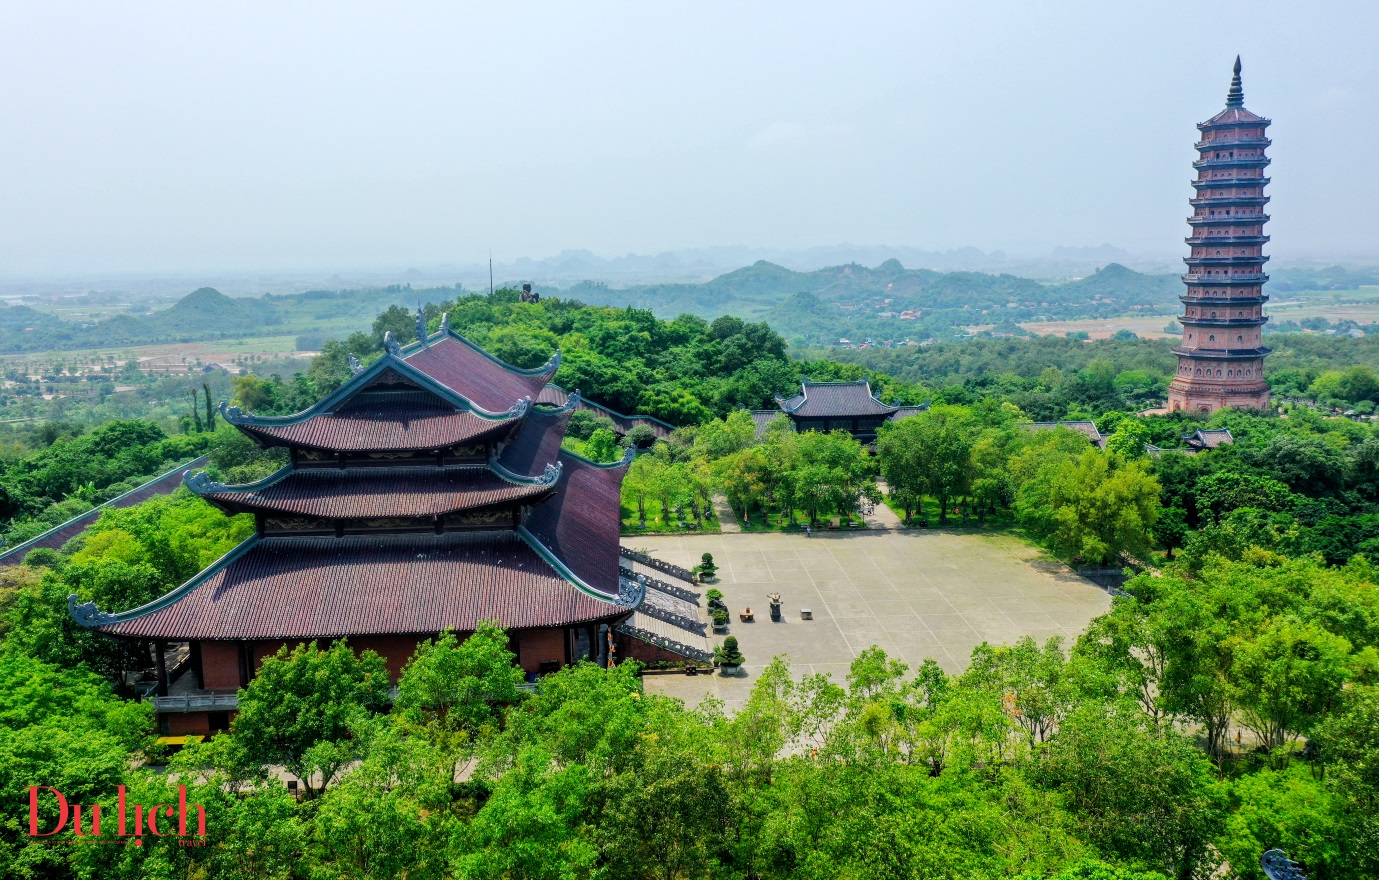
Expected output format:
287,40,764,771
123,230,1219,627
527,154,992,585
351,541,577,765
567,410,617,441
698,552,717,578
716,636,745,666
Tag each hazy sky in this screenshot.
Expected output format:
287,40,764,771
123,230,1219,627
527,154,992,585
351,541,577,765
0,1,1375,274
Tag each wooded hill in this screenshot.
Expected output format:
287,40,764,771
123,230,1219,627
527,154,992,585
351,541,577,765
0,263,1180,354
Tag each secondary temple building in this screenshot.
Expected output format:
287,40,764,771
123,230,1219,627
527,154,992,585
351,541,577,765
1167,57,1272,413
752,379,925,442
70,317,709,735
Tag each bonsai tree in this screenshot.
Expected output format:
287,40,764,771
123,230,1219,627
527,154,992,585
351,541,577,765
711,608,729,629
698,553,718,579
705,588,724,603
716,636,745,669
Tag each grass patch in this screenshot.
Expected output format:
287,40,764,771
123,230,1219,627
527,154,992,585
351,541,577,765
731,505,866,533
882,494,1018,531
620,501,721,536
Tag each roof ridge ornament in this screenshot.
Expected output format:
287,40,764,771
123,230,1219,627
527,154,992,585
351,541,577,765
68,594,116,627
1261,849,1307,880
383,331,402,357
184,470,229,495
348,355,364,375
538,462,563,485
489,453,563,486
415,307,429,348
220,401,248,424
1226,55,1245,109
550,388,582,413
500,396,533,420
440,312,450,335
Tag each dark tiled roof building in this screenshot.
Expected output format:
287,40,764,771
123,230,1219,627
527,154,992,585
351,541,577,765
1022,420,1106,448
71,317,702,736
752,379,926,442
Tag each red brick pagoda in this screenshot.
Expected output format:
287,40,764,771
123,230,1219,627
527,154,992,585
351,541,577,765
71,316,708,735
1167,57,1272,413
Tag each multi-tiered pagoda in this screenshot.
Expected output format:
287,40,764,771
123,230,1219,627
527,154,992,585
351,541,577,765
1167,57,1272,413
71,317,708,735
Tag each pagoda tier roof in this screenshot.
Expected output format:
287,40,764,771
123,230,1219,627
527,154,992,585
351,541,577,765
1171,346,1272,359
186,463,559,519
403,328,560,413
522,449,634,597
497,395,577,480
222,354,529,452
1201,107,1269,127
232,399,522,453
1191,177,1269,189
70,530,637,641
775,380,899,418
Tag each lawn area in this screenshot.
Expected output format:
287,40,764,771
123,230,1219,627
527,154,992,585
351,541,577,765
620,501,721,536
736,507,867,533
881,493,1017,531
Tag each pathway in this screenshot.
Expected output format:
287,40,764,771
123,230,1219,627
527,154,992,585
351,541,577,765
711,493,741,533
865,482,905,530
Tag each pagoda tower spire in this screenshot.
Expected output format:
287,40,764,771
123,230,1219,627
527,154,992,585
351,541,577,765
1166,58,1272,414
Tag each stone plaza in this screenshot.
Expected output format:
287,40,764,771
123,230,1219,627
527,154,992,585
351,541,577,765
625,530,1113,710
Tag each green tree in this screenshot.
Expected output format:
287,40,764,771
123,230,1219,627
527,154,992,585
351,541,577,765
583,428,621,463
1034,706,1226,880
1045,450,1160,566
1231,616,1352,756
393,624,524,758
1192,471,1295,524
907,406,974,524
232,640,390,798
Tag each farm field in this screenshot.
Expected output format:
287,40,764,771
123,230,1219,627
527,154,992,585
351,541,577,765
1016,288,1379,339
0,334,310,374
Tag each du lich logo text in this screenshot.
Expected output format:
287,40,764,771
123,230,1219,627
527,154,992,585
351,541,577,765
28,785,206,845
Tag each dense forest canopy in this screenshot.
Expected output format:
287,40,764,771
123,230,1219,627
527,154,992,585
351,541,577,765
6,289,1379,877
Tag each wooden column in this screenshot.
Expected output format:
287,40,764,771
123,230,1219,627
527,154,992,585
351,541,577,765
155,642,169,696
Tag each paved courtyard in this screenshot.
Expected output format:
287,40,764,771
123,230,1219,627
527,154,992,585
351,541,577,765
624,530,1112,711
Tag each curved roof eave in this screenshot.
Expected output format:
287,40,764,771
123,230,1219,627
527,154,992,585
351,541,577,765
69,535,261,631
516,524,643,609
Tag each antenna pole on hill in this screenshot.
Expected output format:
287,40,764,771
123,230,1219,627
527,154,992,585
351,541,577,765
489,253,494,296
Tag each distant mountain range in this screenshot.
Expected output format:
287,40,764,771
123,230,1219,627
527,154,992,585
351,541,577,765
0,261,1191,354
557,261,1181,344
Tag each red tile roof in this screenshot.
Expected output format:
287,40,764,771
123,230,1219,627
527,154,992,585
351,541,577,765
523,452,630,599
405,336,557,412
95,531,624,641
196,466,552,519
240,399,518,452
498,406,572,479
